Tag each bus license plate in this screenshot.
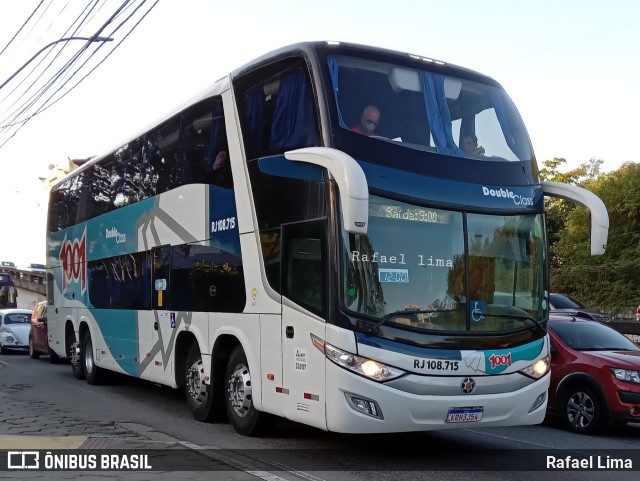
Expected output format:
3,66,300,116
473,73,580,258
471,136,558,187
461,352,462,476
446,407,483,423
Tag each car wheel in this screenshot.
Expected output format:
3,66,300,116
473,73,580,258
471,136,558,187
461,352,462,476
225,345,275,436
29,337,40,359
48,347,60,364
560,385,604,434
82,332,104,385
0,343,6,355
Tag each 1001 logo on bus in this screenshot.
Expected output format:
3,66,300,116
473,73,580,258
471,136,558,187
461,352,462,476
489,352,512,370
59,229,87,294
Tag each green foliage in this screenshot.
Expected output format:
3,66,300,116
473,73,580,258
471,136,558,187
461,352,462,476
545,158,640,315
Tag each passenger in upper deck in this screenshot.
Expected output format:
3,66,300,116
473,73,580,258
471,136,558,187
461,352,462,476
461,134,485,156
351,105,381,136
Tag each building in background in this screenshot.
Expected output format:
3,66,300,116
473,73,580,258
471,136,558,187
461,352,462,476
43,157,92,190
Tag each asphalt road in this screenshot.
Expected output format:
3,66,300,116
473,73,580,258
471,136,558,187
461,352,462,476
1,351,639,481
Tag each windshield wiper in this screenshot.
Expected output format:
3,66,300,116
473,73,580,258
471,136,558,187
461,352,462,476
480,313,546,333
372,309,442,330
371,311,545,332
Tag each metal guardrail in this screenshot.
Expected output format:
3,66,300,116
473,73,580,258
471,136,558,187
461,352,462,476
605,320,640,344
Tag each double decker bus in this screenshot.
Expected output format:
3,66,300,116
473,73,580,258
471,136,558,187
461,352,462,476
46,41,608,435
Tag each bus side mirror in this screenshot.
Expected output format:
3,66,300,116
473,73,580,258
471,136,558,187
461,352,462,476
285,147,369,235
541,181,609,256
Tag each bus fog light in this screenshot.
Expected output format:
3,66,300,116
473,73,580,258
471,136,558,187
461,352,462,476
345,393,383,419
528,392,546,413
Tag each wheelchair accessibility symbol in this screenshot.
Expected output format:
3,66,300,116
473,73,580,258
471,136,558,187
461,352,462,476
471,300,487,322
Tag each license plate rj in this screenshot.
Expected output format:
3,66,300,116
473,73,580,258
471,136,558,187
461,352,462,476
446,407,483,423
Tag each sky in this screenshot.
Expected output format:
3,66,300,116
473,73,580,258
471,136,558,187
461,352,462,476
0,0,639,267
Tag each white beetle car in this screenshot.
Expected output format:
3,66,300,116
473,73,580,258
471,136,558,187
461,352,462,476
0,309,32,354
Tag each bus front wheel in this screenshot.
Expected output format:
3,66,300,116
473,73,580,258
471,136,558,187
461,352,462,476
225,345,274,436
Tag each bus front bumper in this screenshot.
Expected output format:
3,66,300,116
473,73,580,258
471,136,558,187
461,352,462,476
325,362,550,433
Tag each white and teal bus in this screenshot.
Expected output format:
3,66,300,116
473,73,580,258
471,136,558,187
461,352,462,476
46,42,608,436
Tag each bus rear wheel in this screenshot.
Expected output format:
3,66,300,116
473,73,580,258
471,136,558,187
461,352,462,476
185,343,221,422
70,338,85,380
225,345,274,436
82,332,104,385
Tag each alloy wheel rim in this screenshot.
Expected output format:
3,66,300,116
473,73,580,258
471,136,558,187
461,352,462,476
567,391,595,428
186,358,207,406
84,339,94,374
228,363,252,418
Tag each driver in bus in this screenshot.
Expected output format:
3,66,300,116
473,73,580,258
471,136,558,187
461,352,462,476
461,134,485,155
351,105,381,136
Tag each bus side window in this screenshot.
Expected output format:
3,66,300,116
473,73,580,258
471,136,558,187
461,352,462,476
174,96,234,189
235,57,320,161
281,221,326,316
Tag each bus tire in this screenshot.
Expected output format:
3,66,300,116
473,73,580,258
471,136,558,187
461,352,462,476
29,337,40,359
70,338,85,380
48,347,60,364
185,343,222,422
82,332,104,385
225,345,275,436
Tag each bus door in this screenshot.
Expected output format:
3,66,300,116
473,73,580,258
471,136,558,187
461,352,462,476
146,245,172,382
280,221,328,430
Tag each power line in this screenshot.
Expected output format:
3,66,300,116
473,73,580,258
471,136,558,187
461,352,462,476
0,0,160,149
0,0,103,113
0,0,134,131
0,0,46,58
33,0,160,116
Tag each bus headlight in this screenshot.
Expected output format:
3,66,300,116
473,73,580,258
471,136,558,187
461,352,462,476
319,340,405,382
519,354,550,379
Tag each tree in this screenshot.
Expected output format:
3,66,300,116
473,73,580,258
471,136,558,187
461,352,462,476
545,158,640,315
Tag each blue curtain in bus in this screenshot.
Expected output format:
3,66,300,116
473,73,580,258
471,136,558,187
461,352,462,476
204,103,222,171
328,56,347,129
270,71,316,150
420,72,463,157
490,90,526,160
245,86,264,157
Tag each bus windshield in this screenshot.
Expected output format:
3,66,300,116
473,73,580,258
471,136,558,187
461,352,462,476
342,196,546,332
329,55,533,163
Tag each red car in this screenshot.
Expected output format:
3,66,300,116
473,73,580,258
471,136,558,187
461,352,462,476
29,301,59,363
547,314,640,434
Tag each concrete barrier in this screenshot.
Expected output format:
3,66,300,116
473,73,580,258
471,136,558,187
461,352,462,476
0,268,46,295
